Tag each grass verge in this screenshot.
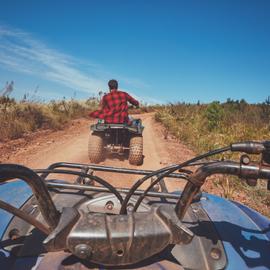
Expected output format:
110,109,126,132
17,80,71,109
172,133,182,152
0,97,98,142
155,99,270,217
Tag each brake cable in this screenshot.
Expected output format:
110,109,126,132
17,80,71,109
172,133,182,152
35,169,124,204
120,146,231,214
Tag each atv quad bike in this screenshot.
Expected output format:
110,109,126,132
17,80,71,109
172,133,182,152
0,141,270,269
88,119,144,165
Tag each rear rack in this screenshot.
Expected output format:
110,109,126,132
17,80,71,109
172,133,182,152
91,122,144,134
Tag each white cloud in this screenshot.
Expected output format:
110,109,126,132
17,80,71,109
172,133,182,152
0,25,107,94
0,25,160,104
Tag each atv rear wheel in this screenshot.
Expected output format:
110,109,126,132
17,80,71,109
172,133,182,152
129,136,143,165
88,133,104,163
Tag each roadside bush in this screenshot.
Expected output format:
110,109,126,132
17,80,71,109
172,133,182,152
0,97,98,142
205,101,224,130
260,96,270,123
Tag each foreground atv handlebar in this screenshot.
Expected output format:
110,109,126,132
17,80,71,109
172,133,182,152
176,161,270,220
1,140,270,267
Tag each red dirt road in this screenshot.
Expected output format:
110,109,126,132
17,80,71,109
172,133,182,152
0,113,194,191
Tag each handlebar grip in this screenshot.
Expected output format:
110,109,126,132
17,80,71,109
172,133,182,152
230,142,265,154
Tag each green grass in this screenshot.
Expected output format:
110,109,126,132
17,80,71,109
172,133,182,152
155,100,270,155
155,99,270,216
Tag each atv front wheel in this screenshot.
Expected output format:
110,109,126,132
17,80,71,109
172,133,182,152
88,133,104,163
129,136,143,165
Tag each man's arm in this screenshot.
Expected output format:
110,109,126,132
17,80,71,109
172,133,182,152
100,94,107,109
125,93,139,107
89,94,106,118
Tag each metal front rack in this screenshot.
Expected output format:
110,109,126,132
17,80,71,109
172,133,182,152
36,161,189,201
39,161,188,180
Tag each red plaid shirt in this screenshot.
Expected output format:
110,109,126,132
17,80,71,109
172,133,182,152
89,90,139,124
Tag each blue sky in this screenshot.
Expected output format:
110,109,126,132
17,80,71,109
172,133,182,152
0,0,269,104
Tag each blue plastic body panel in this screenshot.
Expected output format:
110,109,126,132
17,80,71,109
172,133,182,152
0,181,32,238
0,181,33,269
201,194,270,270
232,201,270,241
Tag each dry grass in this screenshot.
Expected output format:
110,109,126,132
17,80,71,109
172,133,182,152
155,100,270,155
0,96,98,142
155,99,270,216
0,94,155,142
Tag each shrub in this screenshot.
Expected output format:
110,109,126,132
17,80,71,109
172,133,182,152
0,98,98,142
205,101,224,130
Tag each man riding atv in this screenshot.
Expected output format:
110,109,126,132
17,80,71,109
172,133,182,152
89,79,139,124
88,80,144,165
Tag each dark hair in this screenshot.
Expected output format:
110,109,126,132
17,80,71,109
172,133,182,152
108,79,118,90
